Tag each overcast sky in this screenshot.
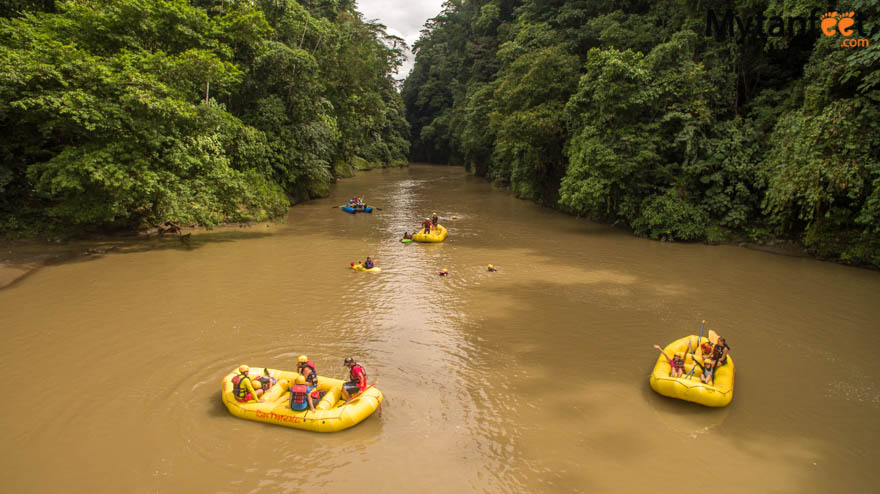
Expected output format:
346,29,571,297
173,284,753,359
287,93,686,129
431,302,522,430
355,0,446,79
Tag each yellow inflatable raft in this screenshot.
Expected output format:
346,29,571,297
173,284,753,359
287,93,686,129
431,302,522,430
649,334,734,407
412,224,447,243
352,263,381,272
221,366,383,432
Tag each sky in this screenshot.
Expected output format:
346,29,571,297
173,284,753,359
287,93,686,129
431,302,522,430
355,0,446,79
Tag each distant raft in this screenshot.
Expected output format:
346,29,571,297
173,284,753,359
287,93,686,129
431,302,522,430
649,334,735,407
221,366,383,432
341,205,372,213
412,224,447,243
352,263,381,272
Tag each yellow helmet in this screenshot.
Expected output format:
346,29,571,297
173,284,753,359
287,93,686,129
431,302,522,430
295,375,306,385
433,212,437,215
488,264,494,269
298,355,308,363
238,364,249,373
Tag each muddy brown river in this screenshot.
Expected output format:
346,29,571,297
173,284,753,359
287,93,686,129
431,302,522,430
1,164,879,493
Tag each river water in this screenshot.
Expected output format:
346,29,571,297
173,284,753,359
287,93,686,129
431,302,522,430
1,164,879,493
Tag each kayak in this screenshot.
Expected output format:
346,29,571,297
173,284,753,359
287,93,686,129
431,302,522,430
341,205,372,213
400,238,413,243
221,366,383,432
412,224,447,243
649,333,734,407
352,263,381,272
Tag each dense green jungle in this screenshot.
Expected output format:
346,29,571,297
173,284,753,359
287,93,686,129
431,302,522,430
2,0,879,268
0,0,410,234
402,0,880,267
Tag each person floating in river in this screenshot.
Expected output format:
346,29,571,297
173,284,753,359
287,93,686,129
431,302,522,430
341,357,368,400
232,365,264,403
431,212,438,227
364,257,375,269
487,264,497,272
653,345,686,378
439,268,449,277
289,375,317,412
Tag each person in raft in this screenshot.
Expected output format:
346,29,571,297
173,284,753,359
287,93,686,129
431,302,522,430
431,212,439,227
709,336,730,367
341,357,368,400
250,368,277,395
700,340,713,357
289,375,317,412
296,355,318,387
364,257,375,269
232,365,264,403
421,218,432,233
653,345,686,378
692,357,716,385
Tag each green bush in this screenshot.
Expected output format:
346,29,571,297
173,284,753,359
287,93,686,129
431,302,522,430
633,190,708,241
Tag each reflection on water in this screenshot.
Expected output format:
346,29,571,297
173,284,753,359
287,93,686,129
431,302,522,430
1,165,879,493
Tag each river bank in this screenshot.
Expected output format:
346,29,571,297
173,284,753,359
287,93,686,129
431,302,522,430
0,163,412,289
0,222,283,290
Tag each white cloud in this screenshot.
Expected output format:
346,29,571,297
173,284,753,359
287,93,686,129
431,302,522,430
355,0,446,79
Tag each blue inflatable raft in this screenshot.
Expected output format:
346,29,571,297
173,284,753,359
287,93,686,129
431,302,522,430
341,205,373,213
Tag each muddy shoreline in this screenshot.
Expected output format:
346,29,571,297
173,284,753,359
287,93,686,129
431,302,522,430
0,221,283,290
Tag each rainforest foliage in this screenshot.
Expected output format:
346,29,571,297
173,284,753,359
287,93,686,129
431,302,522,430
0,0,409,234
403,0,880,266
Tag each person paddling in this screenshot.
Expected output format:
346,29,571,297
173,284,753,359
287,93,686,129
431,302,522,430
341,357,368,400
364,257,375,269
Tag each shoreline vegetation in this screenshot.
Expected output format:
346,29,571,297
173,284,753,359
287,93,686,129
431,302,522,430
2,2,878,270
0,0,411,239
401,0,880,269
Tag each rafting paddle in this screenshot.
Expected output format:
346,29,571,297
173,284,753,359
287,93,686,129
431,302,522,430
685,320,706,379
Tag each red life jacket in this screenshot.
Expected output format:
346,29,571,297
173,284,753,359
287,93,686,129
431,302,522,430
300,361,318,386
290,384,309,406
349,364,368,390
